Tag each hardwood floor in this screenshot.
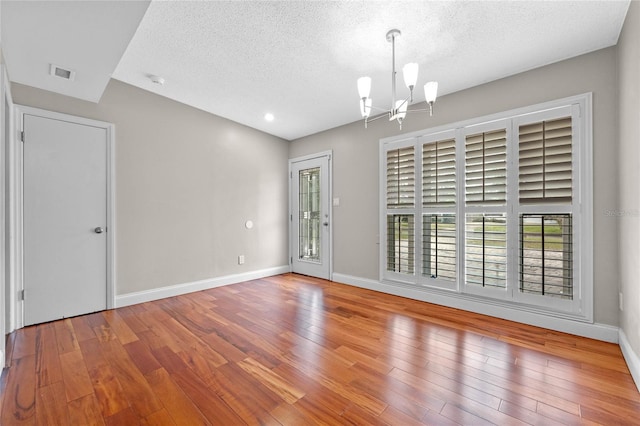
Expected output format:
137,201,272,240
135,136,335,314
0,273,638,425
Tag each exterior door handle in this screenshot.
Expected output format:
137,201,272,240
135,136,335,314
323,222,329,227
94,227,104,234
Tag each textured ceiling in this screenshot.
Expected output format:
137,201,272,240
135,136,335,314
113,0,630,140
2,1,631,141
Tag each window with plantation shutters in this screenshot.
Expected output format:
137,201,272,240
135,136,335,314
380,95,590,320
519,117,572,204
387,147,415,208
465,129,507,205
423,138,456,206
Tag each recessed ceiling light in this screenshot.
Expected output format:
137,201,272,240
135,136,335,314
264,113,275,122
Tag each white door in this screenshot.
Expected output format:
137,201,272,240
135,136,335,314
23,113,107,325
290,153,331,279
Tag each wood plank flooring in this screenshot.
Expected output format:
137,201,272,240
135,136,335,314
0,273,638,425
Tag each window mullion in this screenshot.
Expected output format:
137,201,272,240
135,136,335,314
456,128,465,292
414,140,421,284
541,214,546,296
506,119,519,300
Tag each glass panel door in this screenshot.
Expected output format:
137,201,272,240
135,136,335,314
290,153,331,279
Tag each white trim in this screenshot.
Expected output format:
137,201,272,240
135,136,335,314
579,96,594,322
14,105,116,327
289,150,333,163
106,125,116,309
4,66,14,336
0,68,4,366
116,266,290,308
13,103,23,329
333,272,619,343
0,62,8,368
619,329,640,392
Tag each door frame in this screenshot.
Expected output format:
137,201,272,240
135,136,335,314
288,150,333,280
14,105,116,329
1,63,12,367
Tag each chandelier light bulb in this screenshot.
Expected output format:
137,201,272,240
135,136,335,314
424,81,438,104
357,76,372,99
402,63,419,90
424,81,439,116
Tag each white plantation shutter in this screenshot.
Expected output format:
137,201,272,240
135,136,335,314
519,117,572,204
385,143,416,276
423,138,456,207
465,129,507,205
387,147,415,208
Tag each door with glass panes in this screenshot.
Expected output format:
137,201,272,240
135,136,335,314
290,153,331,279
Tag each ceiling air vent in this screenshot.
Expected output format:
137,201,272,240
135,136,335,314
49,64,76,81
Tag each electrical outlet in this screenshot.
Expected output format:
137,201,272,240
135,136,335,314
238,255,245,265
619,292,624,311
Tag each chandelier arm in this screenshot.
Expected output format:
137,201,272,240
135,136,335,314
396,95,411,110
369,105,389,112
366,113,391,123
405,108,430,113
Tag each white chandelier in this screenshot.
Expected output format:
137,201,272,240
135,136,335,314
357,29,438,129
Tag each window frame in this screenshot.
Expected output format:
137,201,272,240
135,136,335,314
379,94,593,322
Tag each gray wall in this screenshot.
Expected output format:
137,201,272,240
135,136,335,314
290,47,620,326
618,1,640,358
12,80,290,295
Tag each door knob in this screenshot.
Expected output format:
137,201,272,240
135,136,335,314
323,222,329,227
94,227,104,234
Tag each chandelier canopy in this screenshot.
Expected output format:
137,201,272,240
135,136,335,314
357,29,438,129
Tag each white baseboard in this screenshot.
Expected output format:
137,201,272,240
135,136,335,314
116,265,290,308
332,273,619,343
619,329,640,392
